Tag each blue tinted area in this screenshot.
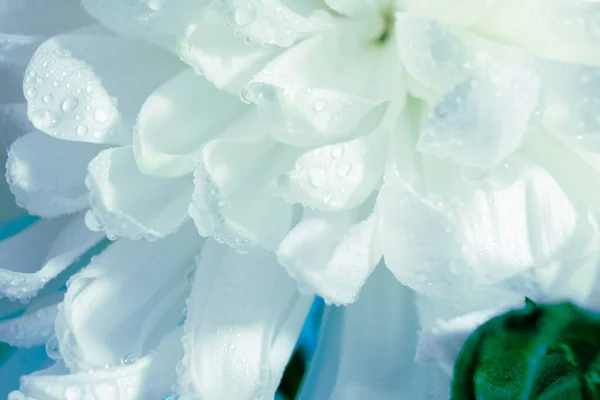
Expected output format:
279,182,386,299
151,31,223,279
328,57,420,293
0,345,52,398
0,215,38,240
298,297,324,358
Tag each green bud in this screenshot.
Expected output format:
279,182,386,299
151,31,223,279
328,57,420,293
451,300,600,400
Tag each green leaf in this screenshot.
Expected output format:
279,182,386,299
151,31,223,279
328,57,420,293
451,302,600,400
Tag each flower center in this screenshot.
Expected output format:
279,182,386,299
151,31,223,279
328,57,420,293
374,3,395,45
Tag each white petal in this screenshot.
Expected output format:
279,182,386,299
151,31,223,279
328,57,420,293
381,132,600,303
298,267,436,400
0,301,59,348
23,25,183,145
402,0,494,28
211,0,331,47
395,14,472,95
86,146,193,240
7,132,101,218
56,223,201,371
81,0,209,50
190,111,294,252
0,103,33,222
473,0,600,66
0,214,103,301
277,208,381,305
134,69,248,178
178,239,313,400
177,8,278,93
418,56,541,169
272,127,385,211
16,329,183,400
542,63,600,151
245,29,397,146
0,0,92,36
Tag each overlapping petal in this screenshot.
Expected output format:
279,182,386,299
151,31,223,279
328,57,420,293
178,239,313,400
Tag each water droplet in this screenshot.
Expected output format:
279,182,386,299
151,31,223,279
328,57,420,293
31,109,57,129
75,125,88,136
336,162,352,178
42,94,53,104
330,145,344,158
120,353,135,365
61,97,78,112
235,3,257,26
45,334,61,360
239,89,252,104
314,99,326,112
64,386,83,400
93,108,109,124
25,88,37,98
308,168,328,188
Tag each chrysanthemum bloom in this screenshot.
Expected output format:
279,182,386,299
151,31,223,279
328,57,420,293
3,0,600,399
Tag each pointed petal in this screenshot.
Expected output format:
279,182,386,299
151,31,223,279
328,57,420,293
272,126,385,211
0,214,103,301
23,25,183,145
133,69,248,178
244,29,396,146
178,239,313,400
418,55,541,168
56,223,201,371
190,111,294,252
0,301,59,348
298,267,436,400
277,208,381,305
177,8,278,93
15,329,183,400
210,0,331,47
7,132,101,218
86,146,193,240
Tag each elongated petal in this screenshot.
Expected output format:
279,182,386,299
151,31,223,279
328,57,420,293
178,239,313,400
277,208,381,305
14,329,183,400
298,267,438,400
245,28,397,146
133,69,248,178
86,146,193,240
177,8,278,93
0,214,103,301
7,132,101,218
190,111,294,252
23,25,182,145
272,126,385,211
0,301,59,348
56,223,201,371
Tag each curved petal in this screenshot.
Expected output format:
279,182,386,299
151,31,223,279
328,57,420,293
395,14,472,95
56,223,201,371
0,103,33,222
86,146,193,240
82,0,209,50
210,0,331,47
23,25,183,145
418,54,541,169
244,28,397,147
277,208,381,305
177,8,278,93
542,63,600,151
272,126,385,211
178,239,313,400
14,328,183,400
133,69,248,178
0,214,103,301
298,267,438,400
190,111,294,252
473,0,600,66
0,300,59,348
382,131,600,303
7,132,102,218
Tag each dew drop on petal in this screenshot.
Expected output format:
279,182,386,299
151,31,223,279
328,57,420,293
61,96,79,112
120,353,135,365
31,109,58,128
45,334,62,360
235,3,257,26
25,88,37,98
64,386,83,400
336,162,352,178
76,125,88,136
330,145,344,158
309,168,328,188
314,99,327,112
42,94,53,104
93,108,109,124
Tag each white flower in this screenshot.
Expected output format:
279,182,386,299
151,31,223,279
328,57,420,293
3,0,600,399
